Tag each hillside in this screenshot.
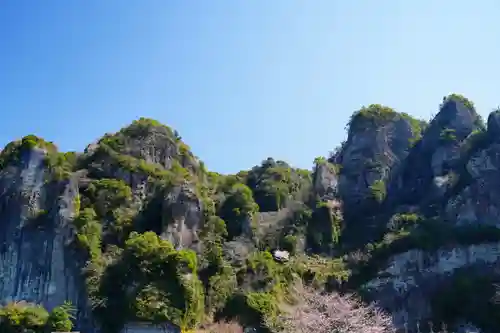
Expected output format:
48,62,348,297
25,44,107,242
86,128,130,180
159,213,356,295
0,94,499,333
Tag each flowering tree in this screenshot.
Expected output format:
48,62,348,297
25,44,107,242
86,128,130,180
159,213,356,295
195,321,245,333
281,286,395,333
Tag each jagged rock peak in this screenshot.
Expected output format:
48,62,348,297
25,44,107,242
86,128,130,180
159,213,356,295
442,93,478,112
86,117,201,172
419,94,484,150
335,105,426,209
0,135,58,164
487,107,500,139
0,135,78,181
312,157,339,200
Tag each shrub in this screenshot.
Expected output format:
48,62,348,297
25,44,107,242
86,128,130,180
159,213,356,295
387,212,423,231
369,180,386,203
439,128,458,143
46,302,75,332
86,178,132,217
443,93,476,112
0,301,74,333
245,158,311,212
74,208,102,260
206,266,237,315
346,105,426,145
282,234,298,254
306,202,342,254
94,232,205,331
218,183,259,239
347,104,398,131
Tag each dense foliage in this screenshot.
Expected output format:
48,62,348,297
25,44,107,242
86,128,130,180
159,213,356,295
245,158,311,212
346,104,427,142
0,301,74,333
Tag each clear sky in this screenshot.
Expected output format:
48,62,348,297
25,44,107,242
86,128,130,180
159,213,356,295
1,1,500,174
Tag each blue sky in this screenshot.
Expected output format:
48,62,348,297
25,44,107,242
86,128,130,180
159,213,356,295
1,1,500,174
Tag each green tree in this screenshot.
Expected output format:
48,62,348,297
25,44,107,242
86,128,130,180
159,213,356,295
46,302,75,332
218,183,258,239
0,301,74,333
201,216,228,272
0,302,48,333
246,158,310,212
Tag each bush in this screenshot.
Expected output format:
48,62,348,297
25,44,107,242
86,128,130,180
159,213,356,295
74,208,102,260
281,234,297,254
245,158,311,212
218,183,259,239
46,302,75,332
347,105,426,145
86,178,133,217
439,128,458,143
306,202,342,254
347,104,398,132
245,251,280,292
206,266,237,315
443,93,476,112
94,232,205,331
387,212,423,231
369,180,386,203
0,301,74,333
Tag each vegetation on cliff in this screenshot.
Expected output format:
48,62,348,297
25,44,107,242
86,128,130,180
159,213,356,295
3,93,500,333
0,301,74,333
346,104,427,143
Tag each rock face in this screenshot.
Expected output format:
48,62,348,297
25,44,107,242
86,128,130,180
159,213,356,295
445,142,500,227
487,110,500,139
312,161,338,200
0,122,207,332
0,149,94,332
364,243,500,328
389,96,483,205
82,123,204,250
161,182,203,249
337,109,415,208
99,120,199,172
335,97,498,331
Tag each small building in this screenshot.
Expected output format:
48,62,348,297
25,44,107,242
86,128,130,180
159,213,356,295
272,249,290,262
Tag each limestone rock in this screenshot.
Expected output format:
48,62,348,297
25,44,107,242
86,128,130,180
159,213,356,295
0,149,94,332
338,111,415,208
161,182,203,249
312,160,338,200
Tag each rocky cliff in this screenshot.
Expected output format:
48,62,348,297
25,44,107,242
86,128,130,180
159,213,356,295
2,95,500,333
